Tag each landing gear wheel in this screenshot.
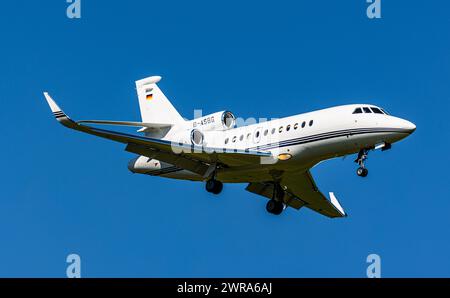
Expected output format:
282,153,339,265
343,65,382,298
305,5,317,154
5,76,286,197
356,167,368,177
205,179,223,194
266,200,284,215
355,149,369,178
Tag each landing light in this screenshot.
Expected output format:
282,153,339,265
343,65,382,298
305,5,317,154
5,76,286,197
277,153,292,161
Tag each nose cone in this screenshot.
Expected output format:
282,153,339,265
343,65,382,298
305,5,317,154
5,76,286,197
403,120,416,134
394,117,416,134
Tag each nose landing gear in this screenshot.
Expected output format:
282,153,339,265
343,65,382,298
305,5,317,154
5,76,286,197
355,149,369,177
356,167,368,177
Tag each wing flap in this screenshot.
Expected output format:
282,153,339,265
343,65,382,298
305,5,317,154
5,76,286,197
282,171,347,218
125,143,210,176
245,171,346,218
245,182,307,210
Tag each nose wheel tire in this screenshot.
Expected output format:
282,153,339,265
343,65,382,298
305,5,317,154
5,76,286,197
206,179,223,194
266,200,284,215
355,149,369,178
357,167,368,177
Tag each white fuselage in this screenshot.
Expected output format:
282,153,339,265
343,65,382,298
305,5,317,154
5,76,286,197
129,104,416,182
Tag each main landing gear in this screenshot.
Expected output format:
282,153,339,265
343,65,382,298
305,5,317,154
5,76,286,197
266,200,284,215
355,149,369,177
266,184,285,215
205,179,223,194
205,164,223,194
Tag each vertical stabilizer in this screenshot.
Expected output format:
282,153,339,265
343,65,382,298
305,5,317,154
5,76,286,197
135,76,184,125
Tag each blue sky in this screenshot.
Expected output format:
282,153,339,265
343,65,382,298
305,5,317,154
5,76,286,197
0,0,449,277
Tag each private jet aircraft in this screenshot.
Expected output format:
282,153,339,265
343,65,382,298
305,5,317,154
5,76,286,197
44,76,416,218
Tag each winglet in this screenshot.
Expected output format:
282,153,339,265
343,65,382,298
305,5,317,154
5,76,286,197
44,92,60,112
43,92,79,130
43,92,71,121
329,192,347,217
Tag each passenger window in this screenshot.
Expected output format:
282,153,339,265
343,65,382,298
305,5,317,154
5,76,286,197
363,107,372,113
279,126,283,133
264,129,268,136
353,108,362,114
309,120,313,126
255,131,260,138
302,121,306,128
232,136,237,143
294,123,298,129
271,128,276,134
247,133,251,140
239,135,244,141
286,125,291,131
371,107,383,114
225,138,229,144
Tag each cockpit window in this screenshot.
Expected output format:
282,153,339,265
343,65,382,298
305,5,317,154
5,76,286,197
370,107,384,114
363,107,372,113
353,108,362,114
381,108,389,115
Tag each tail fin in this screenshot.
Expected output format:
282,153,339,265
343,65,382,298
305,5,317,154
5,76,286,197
135,76,184,125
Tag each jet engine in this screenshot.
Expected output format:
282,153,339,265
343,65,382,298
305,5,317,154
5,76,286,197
190,111,236,132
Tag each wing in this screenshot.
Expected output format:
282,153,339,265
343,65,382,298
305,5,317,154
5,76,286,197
43,93,272,176
246,171,346,218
